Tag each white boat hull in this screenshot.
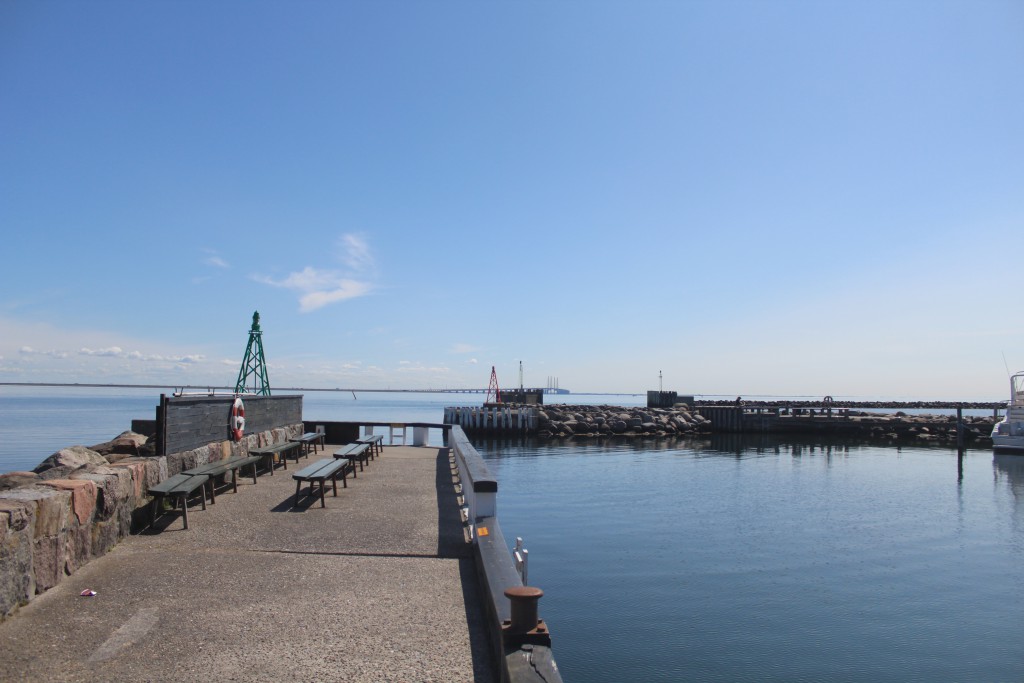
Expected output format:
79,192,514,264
992,373,1024,453
992,434,1024,452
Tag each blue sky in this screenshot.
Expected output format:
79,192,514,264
1,0,1022,399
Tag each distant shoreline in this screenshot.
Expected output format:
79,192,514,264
0,383,1004,405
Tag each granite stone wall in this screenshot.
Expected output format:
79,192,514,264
0,423,301,621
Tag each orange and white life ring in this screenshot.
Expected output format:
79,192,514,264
230,397,245,441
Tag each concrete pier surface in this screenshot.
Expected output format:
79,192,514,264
0,445,494,682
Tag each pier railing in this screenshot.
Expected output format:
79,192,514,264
447,425,562,683
444,405,538,433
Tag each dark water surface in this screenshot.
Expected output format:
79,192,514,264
479,437,1024,683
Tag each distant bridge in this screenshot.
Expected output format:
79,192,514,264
438,387,570,395
0,382,571,394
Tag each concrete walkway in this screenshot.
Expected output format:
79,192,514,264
0,445,494,682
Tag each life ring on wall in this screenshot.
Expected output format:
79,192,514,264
230,397,245,441
823,395,834,404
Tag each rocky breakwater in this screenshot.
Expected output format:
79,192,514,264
0,431,155,620
841,410,994,445
537,404,711,438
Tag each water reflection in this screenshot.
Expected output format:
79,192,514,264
483,437,1024,682
475,433,984,462
993,453,1024,528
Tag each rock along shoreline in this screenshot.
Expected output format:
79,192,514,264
490,402,999,447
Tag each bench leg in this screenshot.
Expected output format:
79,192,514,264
294,480,302,506
331,475,338,497
319,480,326,508
248,462,258,485
231,469,238,494
151,496,159,527
180,493,189,530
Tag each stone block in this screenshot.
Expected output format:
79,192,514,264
32,534,66,592
0,487,71,539
0,472,40,491
133,457,166,489
91,505,131,557
64,524,92,575
0,500,35,619
73,467,134,521
39,479,98,525
109,461,147,499
178,449,201,472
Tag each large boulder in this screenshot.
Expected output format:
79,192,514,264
88,431,147,460
33,447,109,480
0,472,40,491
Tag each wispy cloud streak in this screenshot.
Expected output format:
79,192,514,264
255,233,375,312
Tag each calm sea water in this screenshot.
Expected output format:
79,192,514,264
0,385,643,473
479,436,1024,682
2,387,1020,681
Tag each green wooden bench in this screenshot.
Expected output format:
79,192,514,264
147,473,210,529
334,443,371,474
292,458,352,508
182,455,260,503
356,434,384,458
249,441,304,472
291,431,326,456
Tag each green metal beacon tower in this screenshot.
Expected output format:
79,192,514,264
234,310,271,395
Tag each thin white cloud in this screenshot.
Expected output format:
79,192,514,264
297,279,371,312
201,248,230,269
339,234,374,272
80,346,124,357
466,358,479,364
395,363,451,374
255,233,376,313
452,343,478,354
19,346,69,359
79,347,204,363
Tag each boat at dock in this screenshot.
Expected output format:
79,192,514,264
991,371,1024,452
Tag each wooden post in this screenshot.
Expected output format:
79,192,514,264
956,407,964,449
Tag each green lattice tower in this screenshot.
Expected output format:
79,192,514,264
234,311,271,395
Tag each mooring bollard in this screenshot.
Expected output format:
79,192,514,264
504,585,544,634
